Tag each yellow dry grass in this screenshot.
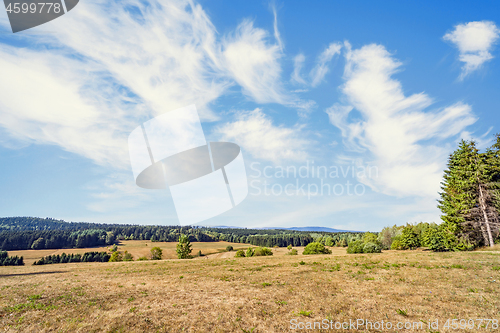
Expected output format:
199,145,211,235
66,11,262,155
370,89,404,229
0,245,499,332
6,240,253,265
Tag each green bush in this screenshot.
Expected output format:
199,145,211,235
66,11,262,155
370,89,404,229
150,247,163,260
303,242,332,255
246,247,254,257
235,249,245,257
137,256,148,261
347,240,364,254
226,245,234,252
421,226,446,251
362,232,379,244
399,226,420,250
390,239,402,250
254,247,273,256
123,251,133,261
287,249,298,255
109,251,123,262
363,242,381,253
287,244,292,250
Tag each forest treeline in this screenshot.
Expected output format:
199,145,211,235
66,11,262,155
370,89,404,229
0,217,361,251
374,136,500,252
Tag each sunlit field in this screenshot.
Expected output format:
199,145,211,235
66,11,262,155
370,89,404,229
1,244,499,332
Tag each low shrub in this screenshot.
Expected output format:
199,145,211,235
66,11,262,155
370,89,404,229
137,256,148,261
235,249,245,257
346,240,364,254
287,244,292,250
123,251,133,261
363,242,382,253
226,246,234,252
150,247,163,260
246,247,255,257
109,251,123,262
254,247,273,256
390,239,403,250
303,242,332,255
287,249,298,255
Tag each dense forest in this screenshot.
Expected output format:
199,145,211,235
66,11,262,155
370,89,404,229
0,217,361,251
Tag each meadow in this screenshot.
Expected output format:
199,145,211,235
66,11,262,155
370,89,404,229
0,242,499,332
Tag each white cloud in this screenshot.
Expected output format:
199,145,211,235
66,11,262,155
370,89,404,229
444,21,500,79
291,53,306,84
328,42,477,198
272,5,284,52
222,20,288,104
0,0,307,170
215,108,309,163
310,42,342,87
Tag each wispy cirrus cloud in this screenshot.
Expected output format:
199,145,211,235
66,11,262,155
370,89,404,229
310,42,342,87
291,53,306,84
215,108,309,164
444,21,500,80
327,42,477,198
222,19,287,104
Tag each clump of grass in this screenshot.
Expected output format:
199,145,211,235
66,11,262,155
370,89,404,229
28,294,42,301
397,309,408,317
262,282,272,287
299,261,306,265
297,310,313,317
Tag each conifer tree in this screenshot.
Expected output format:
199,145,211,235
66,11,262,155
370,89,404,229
438,140,481,249
438,139,500,248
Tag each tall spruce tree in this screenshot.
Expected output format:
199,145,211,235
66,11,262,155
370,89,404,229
438,139,500,248
438,140,481,249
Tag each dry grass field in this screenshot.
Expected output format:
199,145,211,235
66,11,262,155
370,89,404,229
0,243,499,332
5,241,254,266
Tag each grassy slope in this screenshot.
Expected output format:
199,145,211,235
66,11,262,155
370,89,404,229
0,247,499,332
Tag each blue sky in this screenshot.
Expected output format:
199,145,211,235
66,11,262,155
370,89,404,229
0,0,499,231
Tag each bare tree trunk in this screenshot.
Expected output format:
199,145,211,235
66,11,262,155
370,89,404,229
478,184,495,247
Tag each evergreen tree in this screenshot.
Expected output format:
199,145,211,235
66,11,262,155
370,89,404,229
438,140,482,249
438,139,500,249
176,235,192,259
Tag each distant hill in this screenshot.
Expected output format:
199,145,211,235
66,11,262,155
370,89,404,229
210,225,362,233
0,217,363,234
281,226,361,233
